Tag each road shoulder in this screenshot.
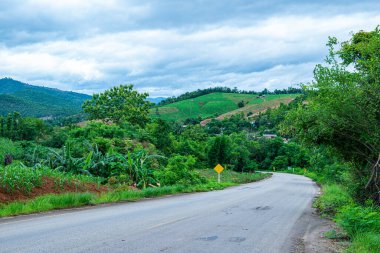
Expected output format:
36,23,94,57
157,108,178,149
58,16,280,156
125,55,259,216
288,193,347,253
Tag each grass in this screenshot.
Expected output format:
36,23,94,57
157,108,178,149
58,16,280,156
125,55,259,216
284,168,380,252
0,138,23,162
150,93,299,121
0,192,94,217
0,170,270,217
199,169,270,184
0,164,102,195
348,232,380,253
313,184,353,217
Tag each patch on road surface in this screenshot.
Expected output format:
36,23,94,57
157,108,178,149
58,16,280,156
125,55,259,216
229,237,246,243
196,235,218,241
239,186,260,190
253,206,271,211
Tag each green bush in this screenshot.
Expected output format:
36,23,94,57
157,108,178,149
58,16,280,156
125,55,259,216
314,184,353,216
348,232,380,253
0,138,23,164
271,155,288,170
155,155,207,186
336,204,380,237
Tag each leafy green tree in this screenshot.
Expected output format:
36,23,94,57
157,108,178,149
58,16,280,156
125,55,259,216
279,142,308,168
207,135,231,167
283,28,380,204
82,85,150,126
146,119,173,154
271,156,288,170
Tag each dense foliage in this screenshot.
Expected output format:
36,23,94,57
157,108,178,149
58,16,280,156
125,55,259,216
283,28,380,204
279,27,380,252
0,112,46,141
83,85,151,126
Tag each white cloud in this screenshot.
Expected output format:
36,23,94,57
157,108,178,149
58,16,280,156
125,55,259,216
1,8,380,96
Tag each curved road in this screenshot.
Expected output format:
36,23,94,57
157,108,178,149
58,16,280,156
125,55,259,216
0,173,318,253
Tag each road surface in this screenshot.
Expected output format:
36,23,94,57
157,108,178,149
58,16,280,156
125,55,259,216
0,173,318,253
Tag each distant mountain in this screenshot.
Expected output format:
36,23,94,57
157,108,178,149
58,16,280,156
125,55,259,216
0,78,91,118
146,97,166,104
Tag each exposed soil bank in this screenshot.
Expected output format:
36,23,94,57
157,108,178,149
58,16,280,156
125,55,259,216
0,177,107,203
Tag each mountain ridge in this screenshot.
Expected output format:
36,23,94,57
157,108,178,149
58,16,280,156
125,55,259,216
0,78,91,118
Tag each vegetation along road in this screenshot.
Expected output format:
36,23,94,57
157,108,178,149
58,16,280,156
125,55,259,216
0,173,318,253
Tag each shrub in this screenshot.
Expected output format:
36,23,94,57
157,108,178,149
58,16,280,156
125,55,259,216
348,232,380,253
314,184,353,216
271,155,288,170
155,155,207,186
0,138,23,164
336,204,380,237
246,160,259,172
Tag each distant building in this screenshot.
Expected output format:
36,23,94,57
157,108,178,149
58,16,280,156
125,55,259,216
263,134,277,139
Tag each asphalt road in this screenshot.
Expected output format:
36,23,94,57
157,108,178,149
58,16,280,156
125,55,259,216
0,173,318,253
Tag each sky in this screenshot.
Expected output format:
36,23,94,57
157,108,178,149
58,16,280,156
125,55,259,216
1,0,380,97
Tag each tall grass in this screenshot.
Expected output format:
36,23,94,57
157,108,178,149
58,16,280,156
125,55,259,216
0,173,268,217
0,164,102,195
348,233,380,253
199,169,270,184
313,184,353,217
0,138,23,162
289,169,380,252
0,192,94,217
0,165,44,194
314,184,380,252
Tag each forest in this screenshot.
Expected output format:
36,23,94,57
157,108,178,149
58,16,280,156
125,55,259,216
0,28,379,252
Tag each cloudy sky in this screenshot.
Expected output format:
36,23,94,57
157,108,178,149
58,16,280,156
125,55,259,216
1,0,380,97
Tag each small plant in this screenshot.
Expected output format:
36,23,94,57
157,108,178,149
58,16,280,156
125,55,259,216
335,204,380,237
323,229,348,240
0,164,43,194
313,184,353,217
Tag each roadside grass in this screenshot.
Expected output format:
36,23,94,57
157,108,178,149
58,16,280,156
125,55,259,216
199,169,269,184
282,168,380,252
0,171,270,217
313,184,353,217
0,192,94,217
348,233,380,253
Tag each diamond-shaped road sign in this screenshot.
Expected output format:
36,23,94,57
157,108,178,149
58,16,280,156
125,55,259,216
214,164,224,174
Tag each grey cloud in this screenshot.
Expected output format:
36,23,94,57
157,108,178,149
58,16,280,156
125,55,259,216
0,1,380,96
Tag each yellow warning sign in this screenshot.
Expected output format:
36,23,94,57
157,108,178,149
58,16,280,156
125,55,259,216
214,164,224,174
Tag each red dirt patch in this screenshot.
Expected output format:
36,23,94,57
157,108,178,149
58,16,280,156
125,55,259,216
0,177,108,204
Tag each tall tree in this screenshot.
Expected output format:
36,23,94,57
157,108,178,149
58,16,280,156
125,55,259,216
83,85,150,126
208,135,231,167
283,27,380,204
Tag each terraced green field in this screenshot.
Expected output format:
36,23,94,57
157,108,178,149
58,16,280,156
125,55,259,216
150,93,299,121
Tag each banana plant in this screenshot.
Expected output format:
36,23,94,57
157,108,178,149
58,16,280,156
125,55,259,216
114,150,164,189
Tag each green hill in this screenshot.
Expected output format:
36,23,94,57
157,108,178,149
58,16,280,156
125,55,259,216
150,93,299,122
0,78,91,118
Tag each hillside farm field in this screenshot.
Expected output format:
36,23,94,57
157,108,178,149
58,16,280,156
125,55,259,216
150,93,299,121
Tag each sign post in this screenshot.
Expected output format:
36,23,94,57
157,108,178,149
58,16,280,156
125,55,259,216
214,164,224,183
